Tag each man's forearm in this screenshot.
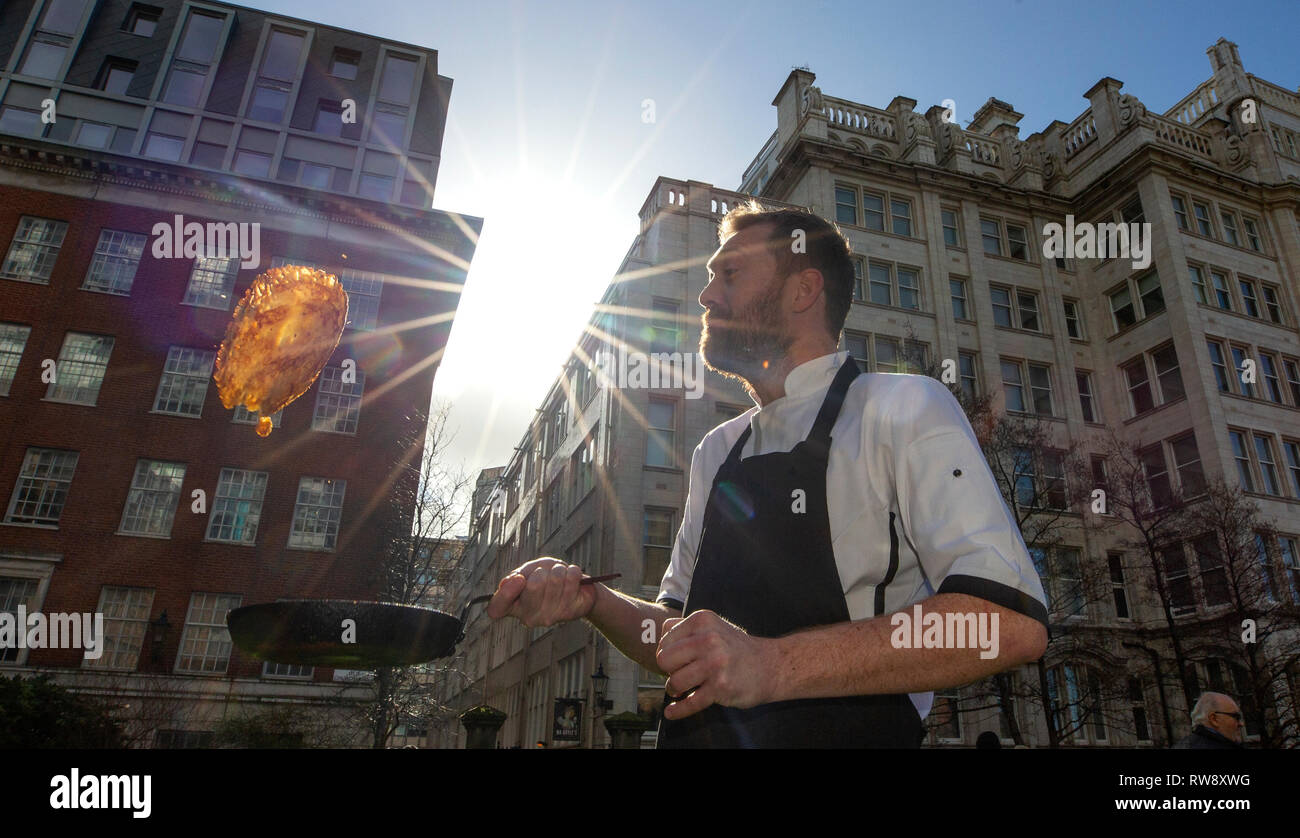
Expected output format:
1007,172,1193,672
765,593,1047,702
586,584,679,674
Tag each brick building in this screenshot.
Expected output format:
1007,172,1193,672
0,0,479,746
438,38,1298,748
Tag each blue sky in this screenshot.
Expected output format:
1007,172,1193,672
252,0,1298,515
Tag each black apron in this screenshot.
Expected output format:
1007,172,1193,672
657,357,923,748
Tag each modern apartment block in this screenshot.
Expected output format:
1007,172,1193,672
0,0,480,747
439,38,1298,748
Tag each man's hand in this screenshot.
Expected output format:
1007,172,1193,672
655,610,775,720
486,558,596,628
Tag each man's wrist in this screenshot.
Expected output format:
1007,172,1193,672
761,634,793,704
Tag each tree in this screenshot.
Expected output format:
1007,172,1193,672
0,674,125,748
1178,480,1300,748
353,401,473,748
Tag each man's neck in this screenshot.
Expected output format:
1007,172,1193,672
747,337,838,406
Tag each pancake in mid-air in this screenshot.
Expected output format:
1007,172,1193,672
213,265,349,436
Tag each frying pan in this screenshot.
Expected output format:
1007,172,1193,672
226,574,619,668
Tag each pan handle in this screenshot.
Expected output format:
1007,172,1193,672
453,574,622,639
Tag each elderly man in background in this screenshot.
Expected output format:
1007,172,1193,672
1173,692,1246,749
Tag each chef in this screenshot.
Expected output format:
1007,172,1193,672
488,200,1049,747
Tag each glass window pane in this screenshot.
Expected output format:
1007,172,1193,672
177,12,224,63
260,30,304,81
378,54,417,104
41,0,87,34
20,40,68,79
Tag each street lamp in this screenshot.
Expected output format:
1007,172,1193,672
590,664,612,716
150,611,170,664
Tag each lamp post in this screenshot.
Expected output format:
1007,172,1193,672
150,611,170,665
590,664,612,717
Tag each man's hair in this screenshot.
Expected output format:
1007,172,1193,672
1190,691,1233,726
717,199,855,340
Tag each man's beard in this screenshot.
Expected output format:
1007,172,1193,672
699,278,793,385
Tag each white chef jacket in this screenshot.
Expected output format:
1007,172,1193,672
656,350,1050,720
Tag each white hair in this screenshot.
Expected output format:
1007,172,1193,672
1190,692,1233,726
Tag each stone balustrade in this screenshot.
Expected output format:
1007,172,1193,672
1166,79,1220,125
820,95,897,139
1249,77,1300,114
964,135,1001,165
1144,112,1215,160
1062,111,1097,158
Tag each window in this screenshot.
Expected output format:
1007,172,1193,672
1238,279,1260,318
190,141,225,168
1170,434,1205,497
119,459,185,536
1192,534,1230,607
6,448,79,525
980,219,1001,256
861,192,885,231
646,399,675,467
330,48,359,80
152,347,214,416
46,332,113,405
990,286,1039,331
288,477,346,550
1188,264,1207,305
1229,430,1253,492
1161,545,1195,614
1108,554,1130,619
175,593,241,673
1063,299,1083,339
314,100,344,136
0,324,31,396
183,256,239,309
1170,195,1190,230
1128,679,1150,741
1054,547,1084,614
1243,217,1262,251
941,209,960,247
1076,371,1097,423
1206,340,1230,392
570,432,597,507
247,28,304,123
76,121,113,148
1280,537,1300,601
1284,440,1300,497
642,509,674,588
82,230,147,295
1230,345,1254,398
1108,273,1163,331
1006,224,1029,261
1285,359,1300,405
958,352,978,401
84,587,154,671
650,299,678,353
359,173,393,200
207,468,268,544
233,150,271,177
20,0,86,79
1254,434,1281,496
868,262,891,305
844,332,869,371
378,53,418,104
264,662,312,679
1261,285,1282,324
1123,357,1153,415
890,199,913,236
1260,353,1283,403
3,216,68,283
834,187,856,225
162,9,225,106
1208,270,1231,310
1001,359,1052,416
96,58,137,95
1192,202,1213,237
143,132,184,161
124,4,160,36
311,366,364,434
949,278,968,320
0,577,44,663
1120,195,1145,225
1141,444,1172,508
875,337,900,373
0,107,41,136
1220,211,1240,246
1151,344,1184,403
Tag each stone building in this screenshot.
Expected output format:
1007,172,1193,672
440,37,1298,748
0,0,479,747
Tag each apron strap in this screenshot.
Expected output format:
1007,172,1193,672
805,356,862,458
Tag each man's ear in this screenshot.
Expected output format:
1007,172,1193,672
790,267,825,315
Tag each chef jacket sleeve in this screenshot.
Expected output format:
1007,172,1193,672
886,376,1049,629
655,435,714,613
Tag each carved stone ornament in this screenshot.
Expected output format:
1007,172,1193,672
938,121,961,156
905,111,931,144
1117,93,1147,126
801,84,824,116
1224,133,1248,167
1041,151,1058,180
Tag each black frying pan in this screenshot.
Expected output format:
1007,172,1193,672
226,574,619,668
